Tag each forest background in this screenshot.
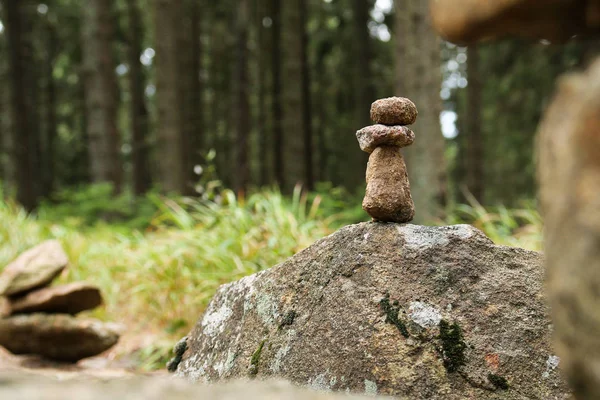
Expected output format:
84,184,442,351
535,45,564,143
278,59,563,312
0,0,597,368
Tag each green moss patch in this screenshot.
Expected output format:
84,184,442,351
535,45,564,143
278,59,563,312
249,339,267,376
488,373,509,390
380,293,409,338
279,310,297,330
439,320,466,372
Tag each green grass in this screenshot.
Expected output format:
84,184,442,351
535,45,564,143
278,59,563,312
0,184,543,369
443,193,542,251
1,185,351,369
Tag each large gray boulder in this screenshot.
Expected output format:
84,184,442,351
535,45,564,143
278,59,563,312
0,240,68,297
176,223,570,399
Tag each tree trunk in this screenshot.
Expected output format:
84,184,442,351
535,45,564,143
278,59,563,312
43,20,58,197
257,0,269,186
282,0,306,190
354,0,375,128
188,0,203,190
0,9,11,190
395,0,407,95
300,0,313,190
395,0,446,222
234,0,251,193
179,0,203,195
4,0,37,209
466,44,484,203
126,0,151,195
315,53,328,183
271,0,284,187
82,0,123,192
154,0,187,193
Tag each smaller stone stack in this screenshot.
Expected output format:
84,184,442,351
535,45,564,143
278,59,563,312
356,97,418,223
0,240,120,362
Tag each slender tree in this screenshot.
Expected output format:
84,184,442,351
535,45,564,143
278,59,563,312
154,0,186,193
126,0,151,195
0,5,9,188
82,0,123,191
234,0,251,192
466,44,484,202
42,18,58,196
179,0,204,194
300,0,313,190
354,0,375,128
256,0,270,186
4,0,37,209
395,0,446,222
313,5,332,183
271,0,284,187
282,0,306,189
187,0,203,189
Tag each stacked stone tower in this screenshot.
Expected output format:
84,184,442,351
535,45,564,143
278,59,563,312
356,97,418,223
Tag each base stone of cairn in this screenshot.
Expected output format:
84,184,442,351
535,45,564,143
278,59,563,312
0,313,121,362
176,223,570,399
0,240,119,362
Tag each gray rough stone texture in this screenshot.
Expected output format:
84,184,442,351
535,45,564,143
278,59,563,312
8,282,103,315
356,125,415,153
362,146,414,223
538,58,600,399
0,313,120,362
370,97,418,126
177,223,570,399
0,373,390,400
0,240,68,297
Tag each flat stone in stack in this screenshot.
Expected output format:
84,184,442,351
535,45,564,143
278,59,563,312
0,241,120,362
0,240,68,297
8,282,103,315
0,314,121,362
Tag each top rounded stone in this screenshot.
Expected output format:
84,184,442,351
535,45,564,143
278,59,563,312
370,97,418,125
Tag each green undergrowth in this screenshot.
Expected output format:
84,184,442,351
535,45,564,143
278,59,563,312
0,183,542,369
444,196,542,251
1,185,347,369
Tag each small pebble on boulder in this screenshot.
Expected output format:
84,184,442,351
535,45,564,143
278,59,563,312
8,282,103,315
0,240,68,297
370,97,418,126
0,313,120,362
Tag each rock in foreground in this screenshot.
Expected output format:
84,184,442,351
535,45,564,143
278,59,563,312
0,240,68,297
0,314,120,362
8,282,103,315
177,223,569,399
0,374,388,400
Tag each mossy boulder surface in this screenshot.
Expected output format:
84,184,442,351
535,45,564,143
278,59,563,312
177,223,570,399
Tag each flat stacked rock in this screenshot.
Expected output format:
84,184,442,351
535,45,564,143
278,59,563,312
356,97,418,223
0,240,119,362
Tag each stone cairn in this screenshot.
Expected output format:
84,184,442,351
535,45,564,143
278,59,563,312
0,240,120,362
356,97,417,223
